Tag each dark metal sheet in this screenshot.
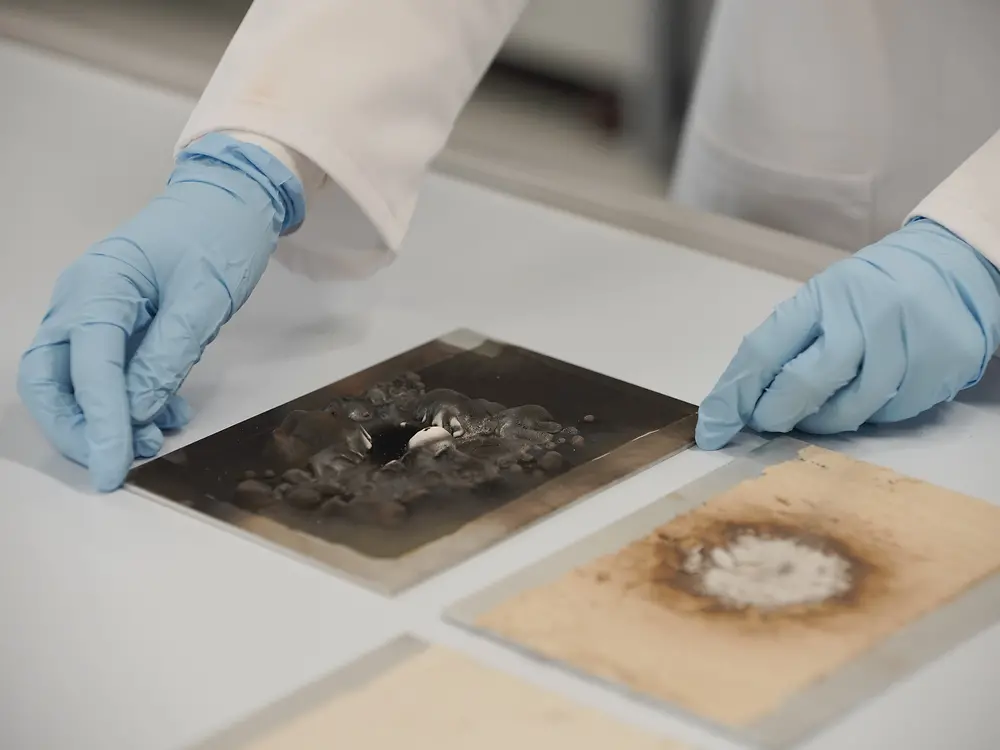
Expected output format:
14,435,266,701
127,329,697,594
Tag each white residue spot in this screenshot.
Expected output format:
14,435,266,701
408,425,453,451
684,533,852,610
431,411,466,438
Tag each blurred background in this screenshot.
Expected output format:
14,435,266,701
0,0,714,202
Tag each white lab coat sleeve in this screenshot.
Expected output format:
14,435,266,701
175,0,527,277
907,130,1000,271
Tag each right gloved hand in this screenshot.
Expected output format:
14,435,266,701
18,133,306,491
696,218,1000,449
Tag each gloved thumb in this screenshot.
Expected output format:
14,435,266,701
126,267,232,423
695,290,820,450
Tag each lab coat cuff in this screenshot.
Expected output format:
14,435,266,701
904,207,1000,361
905,204,1000,275
905,130,1000,281
176,133,308,235
220,129,328,215
177,107,408,252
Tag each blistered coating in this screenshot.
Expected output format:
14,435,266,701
234,371,590,527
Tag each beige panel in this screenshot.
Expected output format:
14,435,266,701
477,446,1000,727
236,646,686,750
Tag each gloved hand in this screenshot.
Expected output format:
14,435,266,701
18,133,306,490
696,218,1000,449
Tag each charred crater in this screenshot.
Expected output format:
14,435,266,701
233,371,592,527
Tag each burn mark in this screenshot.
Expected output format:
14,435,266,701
626,512,895,626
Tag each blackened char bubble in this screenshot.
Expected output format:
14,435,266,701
234,371,591,527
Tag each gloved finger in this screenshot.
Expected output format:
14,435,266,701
695,290,820,450
870,319,985,424
69,323,133,491
17,342,90,466
151,394,193,432
797,314,906,434
19,343,182,469
126,272,231,423
133,422,165,459
748,320,864,434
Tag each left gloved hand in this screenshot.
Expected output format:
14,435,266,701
696,219,1000,449
18,133,305,490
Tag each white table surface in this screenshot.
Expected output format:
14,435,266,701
3,38,1000,750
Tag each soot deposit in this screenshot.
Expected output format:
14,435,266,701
233,371,591,528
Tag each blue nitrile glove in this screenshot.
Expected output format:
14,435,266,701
696,218,1000,449
18,133,306,490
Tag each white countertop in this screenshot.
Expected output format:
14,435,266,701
3,38,1000,750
